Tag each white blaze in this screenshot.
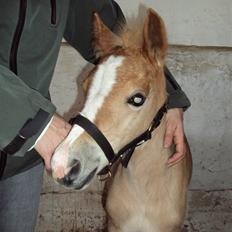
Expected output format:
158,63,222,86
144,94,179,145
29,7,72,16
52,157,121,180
66,55,125,144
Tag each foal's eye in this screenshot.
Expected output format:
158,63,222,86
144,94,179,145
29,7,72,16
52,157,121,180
127,93,146,107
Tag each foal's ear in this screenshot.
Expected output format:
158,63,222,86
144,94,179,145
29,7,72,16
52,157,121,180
143,9,167,65
93,13,122,58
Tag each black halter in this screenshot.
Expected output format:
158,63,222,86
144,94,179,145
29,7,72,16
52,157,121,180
69,103,167,178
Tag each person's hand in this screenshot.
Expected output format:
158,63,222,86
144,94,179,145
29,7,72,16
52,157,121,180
164,108,186,166
35,114,71,170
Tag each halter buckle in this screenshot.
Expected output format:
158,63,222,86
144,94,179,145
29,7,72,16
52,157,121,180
145,125,153,140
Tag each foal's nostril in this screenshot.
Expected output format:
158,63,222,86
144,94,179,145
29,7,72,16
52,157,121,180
69,159,81,177
62,175,73,186
61,160,81,186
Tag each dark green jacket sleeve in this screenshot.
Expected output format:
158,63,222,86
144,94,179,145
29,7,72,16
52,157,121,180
64,0,124,63
164,67,191,110
0,65,56,156
64,0,190,110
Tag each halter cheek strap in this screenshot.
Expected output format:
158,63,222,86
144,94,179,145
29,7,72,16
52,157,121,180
70,115,115,163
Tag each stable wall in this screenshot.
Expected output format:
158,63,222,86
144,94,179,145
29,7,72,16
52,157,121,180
116,0,232,47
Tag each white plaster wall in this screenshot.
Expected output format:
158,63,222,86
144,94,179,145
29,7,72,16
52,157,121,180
116,0,232,47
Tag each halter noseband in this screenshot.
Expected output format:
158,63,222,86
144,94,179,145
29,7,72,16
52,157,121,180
69,103,167,180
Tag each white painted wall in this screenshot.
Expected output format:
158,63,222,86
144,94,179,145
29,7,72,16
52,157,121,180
116,0,232,47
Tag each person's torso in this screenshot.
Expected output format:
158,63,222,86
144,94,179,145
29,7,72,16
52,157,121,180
0,0,70,180
0,0,69,96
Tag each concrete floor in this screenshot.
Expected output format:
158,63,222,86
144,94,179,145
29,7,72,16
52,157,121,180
183,190,232,232
36,174,232,232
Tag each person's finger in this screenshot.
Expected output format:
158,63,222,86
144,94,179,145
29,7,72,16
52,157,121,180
167,126,185,164
167,153,185,167
167,151,184,164
44,157,51,171
164,123,176,148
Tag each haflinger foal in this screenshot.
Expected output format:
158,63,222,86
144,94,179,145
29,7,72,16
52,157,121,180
51,7,192,232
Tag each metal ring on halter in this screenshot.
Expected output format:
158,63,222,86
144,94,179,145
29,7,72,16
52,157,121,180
98,169,112,181
148,123,153,133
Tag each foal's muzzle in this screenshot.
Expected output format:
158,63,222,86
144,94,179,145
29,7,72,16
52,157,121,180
57,159,81,186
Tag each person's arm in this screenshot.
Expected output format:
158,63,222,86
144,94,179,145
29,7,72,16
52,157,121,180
0,64,56,157
34,113,71,170
64,0,125,63
163,68,191,166
164,66,191,110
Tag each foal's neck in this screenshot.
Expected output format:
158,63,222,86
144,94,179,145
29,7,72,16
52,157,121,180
124,117,172,188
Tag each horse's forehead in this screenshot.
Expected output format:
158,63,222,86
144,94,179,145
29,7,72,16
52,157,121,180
93,55,125,90
81,55,125,122
92,54,151,95
99,52,148,79
90,53,150,100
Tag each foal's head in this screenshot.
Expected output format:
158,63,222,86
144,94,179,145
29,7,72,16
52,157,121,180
51,8,168,189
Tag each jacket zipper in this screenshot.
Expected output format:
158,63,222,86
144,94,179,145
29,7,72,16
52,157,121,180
0,0,28,179
9,0,27,75
1,1,57,178
50,0,57,25
0,151,7,179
